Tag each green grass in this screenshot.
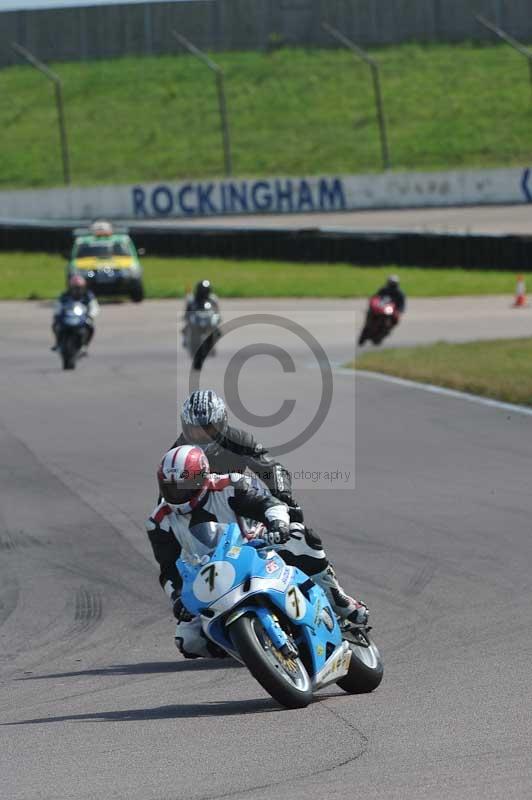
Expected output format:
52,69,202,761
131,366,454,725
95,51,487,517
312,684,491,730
1,43,532,188
0,251,526,300
353,338,532,406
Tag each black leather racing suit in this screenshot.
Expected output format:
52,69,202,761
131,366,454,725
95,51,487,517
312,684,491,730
376,285,406,314
172,425,292,503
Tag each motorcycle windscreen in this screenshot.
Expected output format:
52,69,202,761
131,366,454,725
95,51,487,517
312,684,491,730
179,521,227,562
63,300,86,314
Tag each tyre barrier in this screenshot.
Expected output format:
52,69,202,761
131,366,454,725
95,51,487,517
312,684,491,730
1,221,531,271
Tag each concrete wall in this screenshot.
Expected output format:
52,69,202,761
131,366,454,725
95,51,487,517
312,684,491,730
1,0,532,68
1,167,530,221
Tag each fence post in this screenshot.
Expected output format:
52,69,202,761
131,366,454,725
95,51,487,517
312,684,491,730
171,31,232,177
321,22,391,171
11,42,71,185
476,14,532,100
144,5,152,56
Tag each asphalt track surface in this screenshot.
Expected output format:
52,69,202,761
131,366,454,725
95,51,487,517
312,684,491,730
125,204,532,234
1,297,532,800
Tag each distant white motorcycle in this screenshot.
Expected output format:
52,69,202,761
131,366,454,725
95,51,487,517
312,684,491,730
185,301,221,370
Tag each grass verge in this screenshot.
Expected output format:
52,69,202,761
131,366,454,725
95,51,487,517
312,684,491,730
2,43,532,188
0,252,526,300
354,338,532,406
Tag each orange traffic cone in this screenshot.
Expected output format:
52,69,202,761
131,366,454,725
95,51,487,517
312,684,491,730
513,274,527,308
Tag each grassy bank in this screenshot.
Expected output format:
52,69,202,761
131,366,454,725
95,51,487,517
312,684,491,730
0,252,526,300
354,339,532,406
1,43,532,188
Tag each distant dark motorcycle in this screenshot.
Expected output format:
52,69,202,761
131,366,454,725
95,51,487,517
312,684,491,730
56,299,91,370
186,302,221,370
358,295,400,346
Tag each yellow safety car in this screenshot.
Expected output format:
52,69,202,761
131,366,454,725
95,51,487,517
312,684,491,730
67,221,145,302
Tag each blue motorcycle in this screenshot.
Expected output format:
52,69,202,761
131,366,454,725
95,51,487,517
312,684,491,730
56,298,90,370
177,521,383,709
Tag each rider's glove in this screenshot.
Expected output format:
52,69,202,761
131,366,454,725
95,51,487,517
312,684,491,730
264,520,290,546
172,596,194,623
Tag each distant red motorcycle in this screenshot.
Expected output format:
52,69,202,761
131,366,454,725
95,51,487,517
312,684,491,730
358,295,400,346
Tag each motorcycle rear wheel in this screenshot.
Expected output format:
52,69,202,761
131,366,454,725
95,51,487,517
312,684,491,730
230,612,312,709
336,628,383,694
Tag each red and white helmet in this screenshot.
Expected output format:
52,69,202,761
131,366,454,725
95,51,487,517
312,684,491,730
157,445,210,514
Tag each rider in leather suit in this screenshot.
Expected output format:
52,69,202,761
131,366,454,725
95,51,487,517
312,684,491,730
182,280,220,349
376,275,406,317
148,444,291,657
51,274,99,352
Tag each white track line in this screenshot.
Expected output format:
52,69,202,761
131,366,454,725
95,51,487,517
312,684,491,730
339,367,532,417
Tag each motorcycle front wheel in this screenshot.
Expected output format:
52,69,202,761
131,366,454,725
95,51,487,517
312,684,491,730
230,612,312,709
193,332,217,370
61,335,77,370
189,332,204,370
336,628,383,694
358,326,369,346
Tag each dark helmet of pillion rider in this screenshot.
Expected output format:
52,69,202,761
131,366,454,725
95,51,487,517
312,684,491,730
180,389,228,447
386,274,400,289
194,279,212,303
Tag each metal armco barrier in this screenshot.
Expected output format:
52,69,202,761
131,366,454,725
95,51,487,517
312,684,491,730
1,221,531,271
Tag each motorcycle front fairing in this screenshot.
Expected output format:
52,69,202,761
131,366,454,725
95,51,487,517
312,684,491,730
191,302,220,330
178,523,291,660
177,523,350,686
59,301,89,329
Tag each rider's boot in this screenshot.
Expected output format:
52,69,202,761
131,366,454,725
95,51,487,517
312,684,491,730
51,323,60,351
174,616,227,659
313,564,368,626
